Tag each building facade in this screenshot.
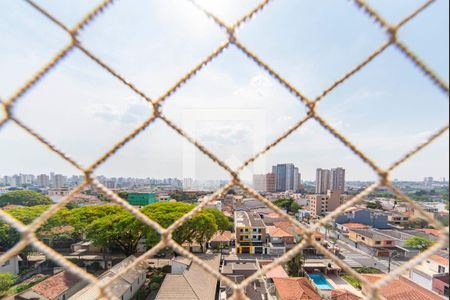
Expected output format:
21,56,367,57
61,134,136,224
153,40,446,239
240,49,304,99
331,168,346,192
235,211,267,254
272,164,301,192
316,168,331,194
307,191,347,218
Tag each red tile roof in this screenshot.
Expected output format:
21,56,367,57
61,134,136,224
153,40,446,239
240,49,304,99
331,290,362,300
274,222,303,236
267,227,294,238
31,271,81,300
429,254,449,266
210,231,234,242
362,274,443,300
343,223,368,230
265,265,289,279
273,277,321,300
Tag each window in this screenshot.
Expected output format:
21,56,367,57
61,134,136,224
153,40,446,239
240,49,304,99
375,241,381,245
439,265,446,273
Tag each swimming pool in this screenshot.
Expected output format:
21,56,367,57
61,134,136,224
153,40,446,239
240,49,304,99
308,274,334,290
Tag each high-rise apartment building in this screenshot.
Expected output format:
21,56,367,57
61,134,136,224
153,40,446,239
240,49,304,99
316,168,331,194
272,164,301,192
266,173,276,193
424,177,434,187
331,168,346,193
316,168,346,194
36,174,50,187
252,173,278,193
53,174,67,189
253,175,267,192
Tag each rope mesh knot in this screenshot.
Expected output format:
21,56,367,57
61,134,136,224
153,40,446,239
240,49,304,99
0,1,448,300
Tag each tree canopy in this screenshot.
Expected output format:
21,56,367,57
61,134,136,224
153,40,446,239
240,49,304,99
0,191,53,207
366,201,383,210
404,237,434,251
273,199,301,214
0,202,231,256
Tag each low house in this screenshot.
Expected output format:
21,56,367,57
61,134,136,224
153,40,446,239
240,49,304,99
209,231,234,250
409,252,449,291
70,255,147,300
388,213,410,226
348,229,397,255
272,277,321,300
362,274,443,300
0,252,20,275
156,254,220,300
182,241,206,253
71,241,103,254
265,227,295,256
220,258,268,300
336,223,368,233
17,271,87,300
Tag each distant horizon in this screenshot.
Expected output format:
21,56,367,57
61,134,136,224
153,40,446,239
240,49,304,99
1,171,448,184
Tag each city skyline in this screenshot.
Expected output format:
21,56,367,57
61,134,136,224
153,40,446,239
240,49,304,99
0,1,448,182
2,169,447,185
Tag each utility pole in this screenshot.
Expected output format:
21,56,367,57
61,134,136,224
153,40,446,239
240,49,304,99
388,250,398,273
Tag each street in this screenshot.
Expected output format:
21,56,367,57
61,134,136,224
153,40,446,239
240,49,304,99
336,240,402,273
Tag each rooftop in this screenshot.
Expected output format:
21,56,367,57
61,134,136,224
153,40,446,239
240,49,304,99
70,255,147,300
235,211,265,228
429,253,449,266
156,254,221,300
267,227,294,238
330,289,362,300
19,271,83,300
350,229,396,241
342,223,368,230
362,274,443,300
265,265,289,279
273,277,321,300
210,231,234,242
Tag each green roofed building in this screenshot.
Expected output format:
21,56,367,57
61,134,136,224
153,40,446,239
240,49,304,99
128,193,157,206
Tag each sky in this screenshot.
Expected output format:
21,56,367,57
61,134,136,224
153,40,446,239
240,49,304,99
0,0,448,182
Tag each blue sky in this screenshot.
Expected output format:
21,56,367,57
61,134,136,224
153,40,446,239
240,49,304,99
0,0,448,181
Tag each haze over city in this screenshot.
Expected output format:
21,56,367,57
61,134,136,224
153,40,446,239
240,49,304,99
0,0,448,182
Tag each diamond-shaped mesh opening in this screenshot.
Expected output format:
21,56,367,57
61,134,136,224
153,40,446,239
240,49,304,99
0,0,448,299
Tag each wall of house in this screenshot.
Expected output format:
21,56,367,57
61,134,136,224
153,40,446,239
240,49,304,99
410,270,432,290
0,256,19,275
432,276,449,296
426,259,449,274
55,281,88,300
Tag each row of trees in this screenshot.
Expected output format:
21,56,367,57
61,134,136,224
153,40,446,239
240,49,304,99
0,191,53,208
0,202,231,256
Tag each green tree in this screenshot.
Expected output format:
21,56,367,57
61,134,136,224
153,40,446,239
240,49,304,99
286,253,305,277
67,205,125,238
86,210,145,256
141,202,230,252
0,273,17,296
0,191,53,207
366,201,383,210
0,206,70,263
273,199,301,214
405,237,434,251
